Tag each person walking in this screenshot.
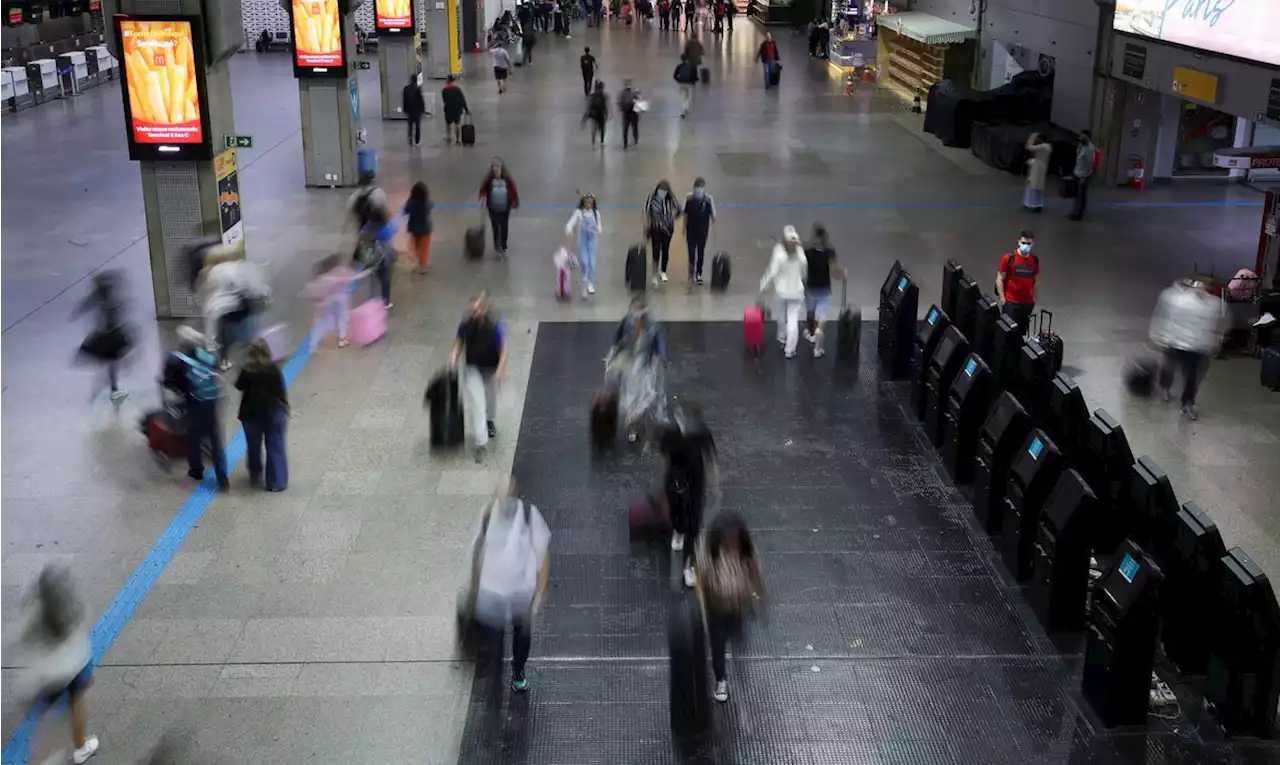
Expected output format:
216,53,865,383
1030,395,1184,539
1149,277,1227,420
303,254,367,349
712,0,725,34
759,225,808,358
608,295,668,442
4,565,101,764
478,158,519,256
441,76,470,145
1069,130,1097,221
584,80,609,148
491,41,512,94
682,177,716,285
695,512,765,703
659,402,717,589
643,180,680,284
357,202,397,309
403,181,434,273
450,291,508,462
994,229,1040,332
402,75,426,145
618,79,641,149
1023,132,1052,212
236,339,289,492
175,326,230,490
674,53,697,117
757,32,779,88
803,223,844,358
580,46,598,97
522,24,537,65
74,271,133,405
566,193,603,296
725,0,734,31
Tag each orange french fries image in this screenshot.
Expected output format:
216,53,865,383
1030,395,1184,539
293,0,342,54
120,20,200,126
378,0,412,20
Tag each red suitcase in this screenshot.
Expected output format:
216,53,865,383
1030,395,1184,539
628,491,671,539
744,304,765,355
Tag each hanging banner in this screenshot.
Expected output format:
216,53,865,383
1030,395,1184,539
376,0,414,33
215,149,244,246
115,15,213,161
291,0,346,76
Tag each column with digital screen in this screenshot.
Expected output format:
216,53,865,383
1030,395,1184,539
375,0,420,120
289,0,362,186
117,17,212,160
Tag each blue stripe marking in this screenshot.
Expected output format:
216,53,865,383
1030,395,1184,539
1,318,324,764
427,198,1261,211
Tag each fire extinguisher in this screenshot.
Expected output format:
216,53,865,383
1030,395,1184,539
1128,155,1146,190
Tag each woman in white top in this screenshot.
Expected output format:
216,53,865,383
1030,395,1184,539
759,225,808,359
565,193,603,297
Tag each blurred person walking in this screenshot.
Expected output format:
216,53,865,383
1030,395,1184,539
759,225,808,359
659,402,718,591
584,80,610,148
671,0,683,29
1023,132,1052,212
522,24,537,64
402,75,426,145
674,53,698,117
304,254,367,349
74,271,133,404
695,512,764,702
196,253,271,371
606,295,668,443
682,178,716,284
450,291,508,462
1149,277,1227,420
403,181,435,273
757,32,780,89
566,193,604,296
236,339,289,491
479,158,520,256
643,180,680,285
175,327,230,490
3,566,100,763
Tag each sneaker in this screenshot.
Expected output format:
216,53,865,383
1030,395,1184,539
487,420,498,438
187,469,204,481
72,736,99,764
474,446,486,463
814,346,825,358
386,302,394,310
109,389,129,404
583,285,591,298
713,681,729,703
653,275,661,287
683,566,696,588
695,275,704,286
660,271,669,283
218,358,233,372
1181,404,1199,421
785,351,796,359
587,282,596,295
671,532,685,551
803,331,815,344
511,676,530,692
337,338,349,348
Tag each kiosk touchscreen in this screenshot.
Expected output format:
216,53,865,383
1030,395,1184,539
1160,503,1225,675
910,305,951,421
1030,469,1096,633
880,260,904,302
924,326,970,448
942,353,991,483
877,269,919,379
972,392,1031,534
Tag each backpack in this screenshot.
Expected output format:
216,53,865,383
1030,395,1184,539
177,350,221,402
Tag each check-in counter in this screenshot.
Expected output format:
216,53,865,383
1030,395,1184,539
85,45,116,85
26,58,57,103
2,66,31,111
57,51,88,94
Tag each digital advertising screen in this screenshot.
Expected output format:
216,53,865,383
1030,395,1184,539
291,0,346,76
115,15,213,161
1113,0,1280,67
376,0,414,34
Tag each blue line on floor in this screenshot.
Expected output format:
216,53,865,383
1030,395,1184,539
1,328,321,765
429,198,1260,211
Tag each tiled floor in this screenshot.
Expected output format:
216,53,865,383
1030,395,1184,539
2,17,1278,763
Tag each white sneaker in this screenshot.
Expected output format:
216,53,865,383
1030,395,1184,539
73,736,100,764
583,285,591,298
683,566,696,588
713,680,729,703
803,331,815,344
653,275,660,286
671,532,685,551
587,282,596,295
660,271,669,283
109,389,129,403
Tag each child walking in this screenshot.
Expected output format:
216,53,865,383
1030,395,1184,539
565,193,603,297
304,254,367,349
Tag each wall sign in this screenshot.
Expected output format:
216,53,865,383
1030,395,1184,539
1121,41,1147,80
115,15,214,161
215,149,244,246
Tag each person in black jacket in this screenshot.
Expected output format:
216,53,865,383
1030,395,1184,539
658,402,718,590
402,76,426,146
522,25,537,65
441,76,471,145
74,271,133,404
236,339,289,491
580,46,597,97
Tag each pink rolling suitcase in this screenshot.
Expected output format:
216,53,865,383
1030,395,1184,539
744,304,764,355
349,299,387,346
553,248,574,301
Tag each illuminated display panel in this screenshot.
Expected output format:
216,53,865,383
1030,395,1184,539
376,0,414,34
291,0,347,76
1114,0,1280,67
115,15,213,161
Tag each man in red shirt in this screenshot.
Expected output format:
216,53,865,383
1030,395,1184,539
995,229,1040,331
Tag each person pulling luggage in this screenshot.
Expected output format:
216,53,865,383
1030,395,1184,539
681,178,716,285
658,401,717,589
643,179,680,285
994,229,1039,332
174,326,229,491
757,32,780,88
450,291,508,462
566,193,604,296
1148,276,1227,421
607,295,667,443
759,225,808,359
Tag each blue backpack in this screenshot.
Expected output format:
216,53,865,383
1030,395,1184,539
177,350,221,402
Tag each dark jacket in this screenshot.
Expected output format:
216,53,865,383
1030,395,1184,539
403,195,434,236
402,83,426,118
235,366,288,422
441,83,469,119
757,40,779,63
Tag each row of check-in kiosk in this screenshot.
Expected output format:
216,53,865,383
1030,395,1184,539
876,260,1280,737
2,43,116,111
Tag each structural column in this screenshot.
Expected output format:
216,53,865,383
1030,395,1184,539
374,7,421,119
291,1,361,187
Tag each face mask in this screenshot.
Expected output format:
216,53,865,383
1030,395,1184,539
692,187,705,199
1018,243,1032,255
656,189,667,200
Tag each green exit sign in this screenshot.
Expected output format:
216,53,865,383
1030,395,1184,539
224,135,253,149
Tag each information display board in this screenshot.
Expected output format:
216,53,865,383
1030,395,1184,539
376,0,414,34
115,15,213,161
291,0,347,77
1113,0,1280,67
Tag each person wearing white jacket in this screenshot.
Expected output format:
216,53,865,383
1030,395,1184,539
759,225,808,358
1148,277,1227,420
565,194,603,297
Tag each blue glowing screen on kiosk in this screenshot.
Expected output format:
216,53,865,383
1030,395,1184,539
927,308,938,325
964,358,977,377
897,276,908,292
1118,554,1140,583
1028,437,1044,460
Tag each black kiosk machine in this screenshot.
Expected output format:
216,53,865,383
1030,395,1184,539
878,264,919,379
972,293,1001,369
941,260,964,320
1045,373,1089,464
1204,547,1280,738
1030,469,1097,633
990,314,1024,394
1000,430,1064,581
910,305,951,421
1079,410,1135,561
972,392,1032,534
1129,456,1180,565
1016,338,1055,424
942,353,992,483
1160,502,1225,675
1082,540,1163,728
923,326,970,448
952,276,981,344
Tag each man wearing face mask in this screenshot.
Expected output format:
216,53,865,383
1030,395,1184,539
995,230,1040,332
682,178,716,286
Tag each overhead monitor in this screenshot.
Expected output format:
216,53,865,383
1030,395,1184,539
376,0,415,34
290,0,347,77
115,15,213,161
1113,0,1280,67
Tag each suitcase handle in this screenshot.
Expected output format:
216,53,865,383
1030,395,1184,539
1039,308,1053,336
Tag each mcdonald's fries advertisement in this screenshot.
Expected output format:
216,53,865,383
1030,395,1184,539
116,16,212,160
292,0,345,71
376,0,414,33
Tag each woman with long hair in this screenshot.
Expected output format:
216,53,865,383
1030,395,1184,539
478,157,520,256
642,180,679,285
565,192,603,297
403,181,435,273
695,512,765,703
235,339,289,491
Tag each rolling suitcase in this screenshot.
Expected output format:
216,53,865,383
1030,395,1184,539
141,408,186,467
460,115,476,146
710,252,731,291
628,489,671,539
349,298,388,346
625,244,647,291
1034,309,1064,374
669,594,711,741
590,391,618,447
554,248,574,300
769,62,781,86
835,281,861,361
424,370,465,448
1124,357,1157,397
744,303,765,355
1264,348,1280,391
464,211,486,260
699,66,710,84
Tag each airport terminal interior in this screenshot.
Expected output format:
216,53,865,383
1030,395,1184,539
4,7,1280,765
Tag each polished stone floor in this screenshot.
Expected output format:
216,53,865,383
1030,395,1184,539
2,15,1279,764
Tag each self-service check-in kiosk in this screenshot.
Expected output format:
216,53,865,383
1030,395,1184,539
990,314,1023,395
1045,373,1088,464
910,305,950,421
1016,338,1055,425
1000,430,1063,582
877,267,919,380
1129,456,1179,564
26,59,57,103
1030,469,1096,633
972,392,1031,534
1079,410,1135,558
951,276,980,347
973,293,1000,368
942,353,991,483
941,260,964,320
2,67,31,111
1082,540,1163,727
924,326,970,448
1160,503,1225,676
1204,547,1280,738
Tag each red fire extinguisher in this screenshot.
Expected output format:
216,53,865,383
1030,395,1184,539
1128,155,1146,190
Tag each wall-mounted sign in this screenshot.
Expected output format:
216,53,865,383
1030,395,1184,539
1113,0,1280,68
1171,66,1219,104
6,6,23,25
89,0,100,10
215,149,244,246
290,0,346,77
376,0,414,34
1213,147,1280,170
1269,78,1280,123
1121,41,1147,80
115,15,213,161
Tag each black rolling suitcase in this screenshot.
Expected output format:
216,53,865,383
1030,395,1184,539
699,66,710,84
1263,348,1280,390
769,62,781,86
464,209,485,260
835,280,861,361
710,252,731,290
625,244,647,290
460,115,476,146
668,594,711,741
424,370,465,448
1034,309,1064,374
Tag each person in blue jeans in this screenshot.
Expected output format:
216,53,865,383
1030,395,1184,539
236,339,289,491
757,33,779,88
682,178,716,285
566,193,603,297
358,207,397,309
175,326,229,491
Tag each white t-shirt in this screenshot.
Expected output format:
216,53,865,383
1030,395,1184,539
474,498,550,626
491,47,512,70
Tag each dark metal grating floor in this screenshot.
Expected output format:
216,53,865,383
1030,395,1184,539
456,321,1280,765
